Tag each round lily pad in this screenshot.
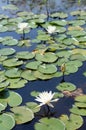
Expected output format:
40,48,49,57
3,58,23,67
5,68,21,78
8,78,27,89
0,81,9,92
7,91,22,107
10,106,34,124
38,64,57,74
70,105,86,116
35,52,57,63
60,114,83,130
21,70,37,81
15,51,35,59
25,61,41,70
34,71,53,80
26,102,40,113
35,117,65,130
0,113,15,130
57,82,76,92
0,48,15,56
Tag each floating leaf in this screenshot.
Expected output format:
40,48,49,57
25,61,41,70
0,48,15,56
50,12,68,18
26,102,40,113
6,91,22,107
0,81,9,92
3,58,23,67
0,113,15,130
8,78,27,89
10,106,34,124
60,114,83,130
15,51,35,59
21,70,37,81
35,52,57,63
35,117,65,130
38,64,57,74
57,82,76,92
5,68,21,78
70,105,86,116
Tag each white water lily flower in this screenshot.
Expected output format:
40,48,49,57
46,25,57,34
35,91,59,108
18,22,28,31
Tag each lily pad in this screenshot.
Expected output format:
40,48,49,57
38,64,57,74
34,117,65,130
56,82,76,92
0,48,15,56
8,78,27,89
25,61,41,70
70,105,86,116
26,102,40,113
10,106,34,124
0,81,9,92
33,71,53,80
6,91,22,107
5,68,21,78
15,51,35,59
35,52,57,63
3,58,23,67
21,70,37,81
0,113,15,130
60,114,83,130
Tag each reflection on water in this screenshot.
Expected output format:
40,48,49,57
1,0,86,15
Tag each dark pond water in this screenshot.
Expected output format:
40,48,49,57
0,0,86,130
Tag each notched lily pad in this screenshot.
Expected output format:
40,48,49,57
10,106,34,124
0,48,15,56
35,52,57,63
38,64,57,74
35,117,65,130
56,82,76,92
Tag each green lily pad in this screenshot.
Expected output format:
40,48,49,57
0,81,9,92
75,95,86,102
38,64,57,74
50,12,68,18
70,105,86,116
60,114,83,130
7,91,22,107
3,58,23,67
25,61,41,70
56,82,76,92
0,113,15,130
75,102,86,108
21,70,37,81
10,106,34,124
0,103,7,112
26,102,40,113
67,30,86,37
5,68,21,78
34,71,53,80
8,78,27,89
15,51,35,59
35,52,57,63
68,20,85,26
35,117,65,130
2,4,18,10
0,48,15,56
2,38,18,46
50,20,67,26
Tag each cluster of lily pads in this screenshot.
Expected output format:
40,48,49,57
0,1,86,130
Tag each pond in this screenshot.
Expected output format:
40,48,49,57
0,0,86,130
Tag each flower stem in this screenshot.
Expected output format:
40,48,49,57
23,29,25,40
